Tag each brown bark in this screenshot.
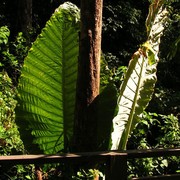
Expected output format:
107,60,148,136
73,0,103,152
35,166,42,180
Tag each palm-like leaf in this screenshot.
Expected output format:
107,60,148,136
111,0,168,150
16,2,80,154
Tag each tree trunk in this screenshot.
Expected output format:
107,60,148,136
73,0,103,152
35,166,42,180
16,0,32,37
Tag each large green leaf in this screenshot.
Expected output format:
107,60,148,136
16,2,80,154
111,0,168,150
97,83,117,150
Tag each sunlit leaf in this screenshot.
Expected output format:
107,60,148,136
16,2,80,154
111,0,168,150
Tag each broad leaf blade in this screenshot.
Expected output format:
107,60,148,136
16,2,80,154
111,50,157,150
111,1,168,150
97,83,117,150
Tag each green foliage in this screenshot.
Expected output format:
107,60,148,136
0,26,29,85
157,114,180,147
148,87,180,116
101,54,127,94
0,0,179,178
0,26,27,155
128,157,169,178
0,71,35,179
0,71,23,155
16,2,80,154
157,0,180,89
129,112,180,149
0,25,35,179
72,169,104,180
0,26,9,45
0,164,35,180
102,0,148,66
127,112,180,178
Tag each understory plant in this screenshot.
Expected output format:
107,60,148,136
16,0,169,154
110,0,168,150
0,25,35,180
0,0,178,179
127,112,180,178
0,26,29,85
0,71,23,155
0,0,176,179
0,71,35,179
0,25,24,157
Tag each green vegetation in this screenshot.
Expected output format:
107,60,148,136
0,26,29,85
0,71,22,155
0,25,35,180
16,0,168,153
0,0,179,179
16,2,80,154
128,112,180,178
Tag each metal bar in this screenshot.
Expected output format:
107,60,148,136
0,148,180,179
0,151,126,166
126,148,180,158
132,174,180,180
0,148,180,165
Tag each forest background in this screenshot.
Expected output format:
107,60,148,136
0,0,179,179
